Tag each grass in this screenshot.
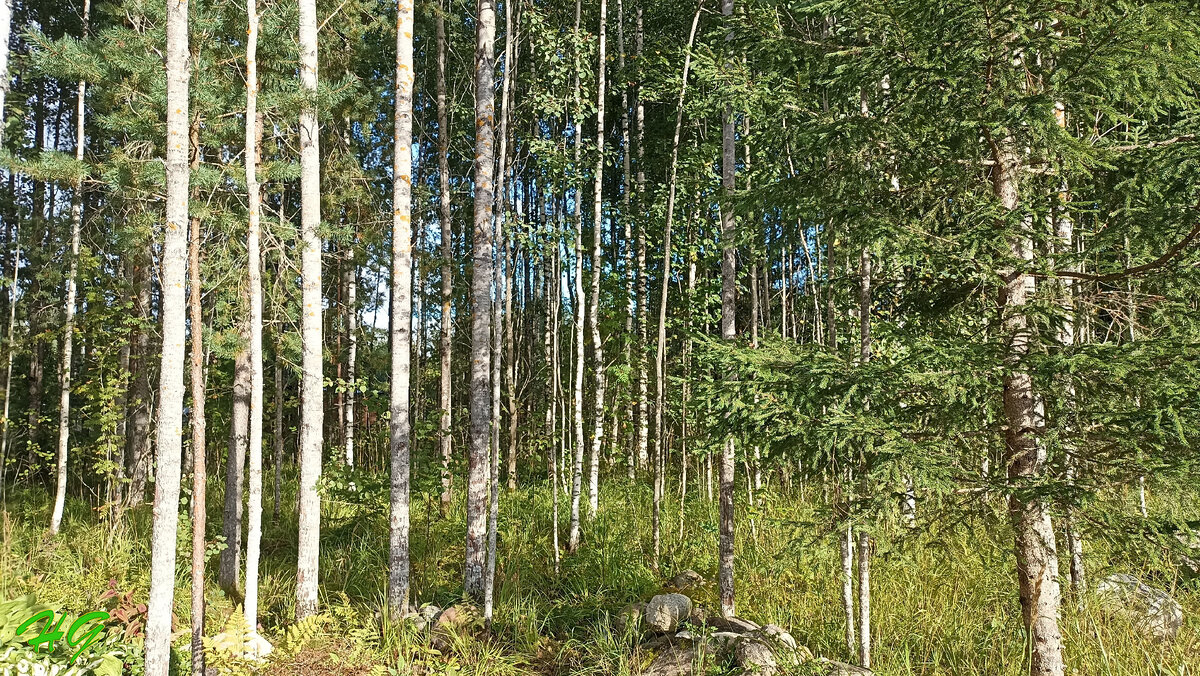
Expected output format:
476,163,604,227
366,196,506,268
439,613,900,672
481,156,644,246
0,468,1196,675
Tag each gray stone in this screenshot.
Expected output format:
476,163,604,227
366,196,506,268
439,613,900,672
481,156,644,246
642,642,697,676
734,639,778,676
645,593,693,634
1176,532,1200,578
758,624,798,652
669,569,705,591
705,615,759,634
1095,573,1183,642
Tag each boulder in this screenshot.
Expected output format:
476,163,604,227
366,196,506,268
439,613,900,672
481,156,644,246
615,602,647,634
687,605,710,627
709,631,743,652
757,624,798,652
705,615,759,634
734,639,778,676
642,642,697,676
645,594,693,634
1095,573,1183,642
669,570,705,591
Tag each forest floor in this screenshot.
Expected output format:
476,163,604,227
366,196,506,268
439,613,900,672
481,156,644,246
0,474,1196,675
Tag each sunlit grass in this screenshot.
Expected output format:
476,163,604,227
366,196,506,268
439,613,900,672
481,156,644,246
0,470,1196,675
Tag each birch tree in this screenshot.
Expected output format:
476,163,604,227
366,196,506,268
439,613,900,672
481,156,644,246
48,0,89,536
388,0,415,615
296,0,324,620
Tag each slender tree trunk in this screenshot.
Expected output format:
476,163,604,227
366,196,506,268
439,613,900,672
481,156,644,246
716,0,737,620
633,0,648,473
841,524,856,659
343,247,357,467
125,251,153,505
49,0,89,535
436,0,454,513
566,0,586,554
653,0,703,570
617,0,634,483
296,0,324,620
993,135,1064,676
465,0,497,602
188,123,208,674
272,333,284,524
145,0,190,667
857,246,872,667
388,0,415,615
586,0,609,519
485,0,513,621
222,333,250,601
243,0,265,628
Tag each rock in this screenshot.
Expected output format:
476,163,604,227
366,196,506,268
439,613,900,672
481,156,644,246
816,658,873,675
705,614,759,634
734,639,778,676
1095,573,1183,642
642,642,697,676
709,631,743,652
687,605,710,627
757,624,798,652
418,604,441,622
615,602,646,634
669,570,705,591
645,594,692,634
435,603,479,631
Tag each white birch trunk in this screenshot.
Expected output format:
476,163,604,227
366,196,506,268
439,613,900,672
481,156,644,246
587,0,609,519
388,0,415,615
295,0,324,620
717,0,736,620
436,0,454,511
49,0,88,535
243,0,265,628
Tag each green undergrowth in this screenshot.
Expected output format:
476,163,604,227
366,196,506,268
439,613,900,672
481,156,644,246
0,473,1196,675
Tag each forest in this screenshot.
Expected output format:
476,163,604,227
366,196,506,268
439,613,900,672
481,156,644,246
0,0,1198,674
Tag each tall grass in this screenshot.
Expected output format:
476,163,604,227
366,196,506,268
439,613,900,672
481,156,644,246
0,472,1196,675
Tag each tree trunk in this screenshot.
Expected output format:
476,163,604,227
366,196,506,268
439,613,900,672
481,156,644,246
717,0,736,620
633,0,648,474
993,135,1065,676
343,245,357,467
49,0,88,535
221,332,250,601
566,0,586,554
125,248,153,505
296,0,324,620
387,0,416,615
188,123,208,674
617,0,634,483
587,0,609,519
243,0,265,628
465,0,496,602
841,525,856,659
272,335,284,524
145,0,190,668
436,0,454,513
